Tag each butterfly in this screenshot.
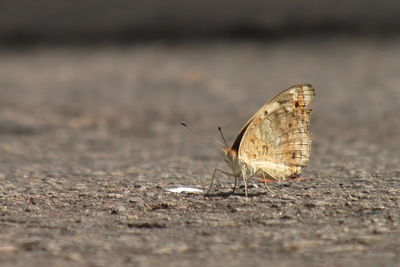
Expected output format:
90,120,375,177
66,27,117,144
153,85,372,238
209,84,315,196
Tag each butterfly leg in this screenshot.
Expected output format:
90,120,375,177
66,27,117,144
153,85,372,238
242,175,248,197
241,169,260,197
242,169,266,196
206,168,235,195
262,172,272,193
230,175,238,195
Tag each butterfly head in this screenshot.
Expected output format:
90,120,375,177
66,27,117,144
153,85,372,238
220,147,239,169
220,146,236,159
217,127,240,172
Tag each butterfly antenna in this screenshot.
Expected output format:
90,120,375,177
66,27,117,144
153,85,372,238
218,126,229,147
180,121,224,146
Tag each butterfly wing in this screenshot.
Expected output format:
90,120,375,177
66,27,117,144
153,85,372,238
237,84,315,179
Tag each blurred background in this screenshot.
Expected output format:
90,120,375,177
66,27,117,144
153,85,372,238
0,0,399,176
1,0,400,42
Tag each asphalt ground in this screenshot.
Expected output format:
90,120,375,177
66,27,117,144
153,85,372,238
0,37,399,266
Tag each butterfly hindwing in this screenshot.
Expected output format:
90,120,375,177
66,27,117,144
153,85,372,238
237,84,315,179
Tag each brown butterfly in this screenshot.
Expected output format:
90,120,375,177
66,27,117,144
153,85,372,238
182,84,315,196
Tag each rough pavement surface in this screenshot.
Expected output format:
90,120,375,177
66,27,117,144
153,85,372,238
0,37,399,266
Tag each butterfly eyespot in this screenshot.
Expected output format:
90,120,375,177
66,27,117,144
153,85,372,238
295,101,300,108
288,123,292,128
292,152,296,159
264,110,268,115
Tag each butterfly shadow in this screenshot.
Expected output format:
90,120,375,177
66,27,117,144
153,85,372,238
204,190,272,198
